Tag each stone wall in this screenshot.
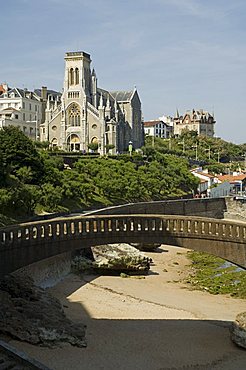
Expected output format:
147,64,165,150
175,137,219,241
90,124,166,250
87,198,226,219
224,197,246,222
13,252,72,288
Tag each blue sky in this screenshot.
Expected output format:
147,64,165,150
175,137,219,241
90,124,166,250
0,0,246,143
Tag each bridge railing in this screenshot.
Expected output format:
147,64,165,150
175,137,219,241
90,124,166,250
1,215,246,248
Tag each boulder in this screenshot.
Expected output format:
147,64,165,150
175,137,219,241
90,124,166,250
72,244,151,274
231,312,246,349
130,243,161,251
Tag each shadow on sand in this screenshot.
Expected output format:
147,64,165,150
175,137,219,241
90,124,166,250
11,274,246,370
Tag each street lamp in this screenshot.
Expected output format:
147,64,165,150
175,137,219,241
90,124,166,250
214,151,220,163
191,143,198,160
204,146,211,160
178,139,185,154
128,141,133,156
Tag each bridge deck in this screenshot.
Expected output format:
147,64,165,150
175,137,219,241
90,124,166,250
0,215,246,277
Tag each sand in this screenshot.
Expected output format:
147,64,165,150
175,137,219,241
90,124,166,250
10,245,246,370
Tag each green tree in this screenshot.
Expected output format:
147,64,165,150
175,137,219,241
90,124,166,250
0,126,44,183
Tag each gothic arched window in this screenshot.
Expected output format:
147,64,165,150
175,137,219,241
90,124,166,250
69,68,74,85
75,68,79,85
68,103,81,126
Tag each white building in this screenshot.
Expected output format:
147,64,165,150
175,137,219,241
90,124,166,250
144,118,173,139
0,85,42,140
190,168,218,195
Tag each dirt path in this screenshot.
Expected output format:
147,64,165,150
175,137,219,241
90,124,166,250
10,245,246,370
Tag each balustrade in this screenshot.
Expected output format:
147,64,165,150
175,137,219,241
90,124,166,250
0,216,246,249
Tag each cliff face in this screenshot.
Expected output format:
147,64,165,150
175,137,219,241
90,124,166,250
0,274,86,347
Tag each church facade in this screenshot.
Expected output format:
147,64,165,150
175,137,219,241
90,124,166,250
40,51,144,154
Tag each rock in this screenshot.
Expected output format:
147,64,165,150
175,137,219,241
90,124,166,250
0,275,86,347
72,244,151,274
231,312,246,349
130,243,161,251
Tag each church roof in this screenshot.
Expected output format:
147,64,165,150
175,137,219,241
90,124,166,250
110,90,134,102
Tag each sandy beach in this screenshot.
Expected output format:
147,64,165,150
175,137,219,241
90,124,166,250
11,245,246,370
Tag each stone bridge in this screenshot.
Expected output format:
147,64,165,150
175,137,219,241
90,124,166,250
0,215,246,278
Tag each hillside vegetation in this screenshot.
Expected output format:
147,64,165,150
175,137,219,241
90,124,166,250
0,127,198,224
145,130,246,174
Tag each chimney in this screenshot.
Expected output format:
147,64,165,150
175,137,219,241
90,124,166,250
41,86,47,101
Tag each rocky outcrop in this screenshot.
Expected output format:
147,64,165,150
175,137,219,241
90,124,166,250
130,243,161,251
72,244,151,274
0,275,86,348
231,312,246,349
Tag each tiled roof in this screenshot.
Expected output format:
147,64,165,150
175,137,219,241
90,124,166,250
0,85,6,95
191,170,215,179
144,120,160,127
217,174,246,182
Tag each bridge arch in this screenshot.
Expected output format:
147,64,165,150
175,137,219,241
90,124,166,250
0,215,245,278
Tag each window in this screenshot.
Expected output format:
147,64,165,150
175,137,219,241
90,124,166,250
23,102,25,109
75,68,79,84
29,103,31,110
35,105,37,111
23,126,26,133
68,103,80,126
69,68,74,85
15,114,18,119
23,113,25,120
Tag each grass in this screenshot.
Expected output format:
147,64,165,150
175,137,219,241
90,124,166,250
186,251,246,299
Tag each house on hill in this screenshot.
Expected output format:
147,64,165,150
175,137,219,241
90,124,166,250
144,117,173,139
174,109,215,137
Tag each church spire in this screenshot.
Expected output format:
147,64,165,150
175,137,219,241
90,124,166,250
106,93,110,109
99,93,104,108
175,108,179,118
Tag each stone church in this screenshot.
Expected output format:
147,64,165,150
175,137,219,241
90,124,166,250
40,51,144,154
